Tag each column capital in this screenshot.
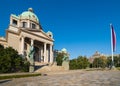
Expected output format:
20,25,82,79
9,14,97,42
44,42,46,44
21,35,25,38
31,38,35,41
50,44,53,46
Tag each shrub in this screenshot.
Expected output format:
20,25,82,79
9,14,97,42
0,45,30,73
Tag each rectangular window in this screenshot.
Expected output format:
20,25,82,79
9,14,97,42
23,22,27,28
12,19,17,25
32,23,36,29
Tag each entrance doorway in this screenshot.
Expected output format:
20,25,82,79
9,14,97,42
34,46,40,62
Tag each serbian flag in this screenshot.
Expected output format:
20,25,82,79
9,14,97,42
110,24,116,52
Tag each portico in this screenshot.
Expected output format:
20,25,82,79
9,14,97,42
20,30,54,64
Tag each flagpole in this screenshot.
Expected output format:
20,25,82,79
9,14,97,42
110,23,114,68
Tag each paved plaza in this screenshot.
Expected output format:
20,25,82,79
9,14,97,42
0,70,120,86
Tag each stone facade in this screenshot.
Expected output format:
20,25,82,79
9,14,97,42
0,8,54,64
89,51,105,63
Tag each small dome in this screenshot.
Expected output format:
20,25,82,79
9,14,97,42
47,31,53,38
47,31,52,34
28,8,33,12
61,48,67,53
20,8,39,23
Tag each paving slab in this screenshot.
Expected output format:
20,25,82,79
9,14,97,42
0,70,120,86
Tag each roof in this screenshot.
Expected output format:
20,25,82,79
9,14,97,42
20,8,39,23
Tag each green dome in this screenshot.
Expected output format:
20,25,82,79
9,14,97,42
61,48,67,53
20,8,39,23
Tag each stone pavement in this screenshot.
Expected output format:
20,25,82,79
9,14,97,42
0,70,120,86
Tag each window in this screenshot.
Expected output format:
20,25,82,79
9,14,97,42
12,19,17,25
32,23,36,29
24,43,27,50
22,22,27,28
49,35,51,37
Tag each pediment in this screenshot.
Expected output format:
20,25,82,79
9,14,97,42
20,29,54,41
31,31,52,39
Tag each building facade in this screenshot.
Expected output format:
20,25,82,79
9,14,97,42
89,51,105,63
0,8,54,64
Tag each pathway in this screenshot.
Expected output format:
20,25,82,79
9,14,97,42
0,70,120,86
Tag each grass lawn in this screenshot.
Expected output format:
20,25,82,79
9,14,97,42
116,67,120,70
0,73,41,80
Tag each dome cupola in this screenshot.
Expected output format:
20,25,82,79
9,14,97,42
20,8,39,23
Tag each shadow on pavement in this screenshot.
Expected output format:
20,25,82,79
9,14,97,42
0,79,11,84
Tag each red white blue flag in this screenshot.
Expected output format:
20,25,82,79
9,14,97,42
110,24,116,52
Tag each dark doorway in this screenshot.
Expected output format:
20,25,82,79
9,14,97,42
34,46,39,62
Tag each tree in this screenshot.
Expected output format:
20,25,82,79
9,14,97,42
0,45,29,73
93,56,107,68
69,56,89,70
69,59,78,69
56,52,64,66
77,56,89,69
107,55,120,67
114,55,120,67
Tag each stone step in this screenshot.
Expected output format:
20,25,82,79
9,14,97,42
34,62,48,66
35,65,65,73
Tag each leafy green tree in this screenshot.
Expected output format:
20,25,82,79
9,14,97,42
93,56,107,68
56,52,64,66
69,59,78,69
107,56,112,68
0,45,29,73
114,55,120,67
117,55,120,67
69,56,89,70
107,55,120,67
77,56,89,69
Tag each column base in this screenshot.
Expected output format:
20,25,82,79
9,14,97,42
62,61,69,70
29,65,34,73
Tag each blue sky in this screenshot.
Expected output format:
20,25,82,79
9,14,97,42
0,0,120,59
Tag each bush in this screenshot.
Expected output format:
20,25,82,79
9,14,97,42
69,56,89,70
93,56,107,68
21,59,30,72
0,45,30,73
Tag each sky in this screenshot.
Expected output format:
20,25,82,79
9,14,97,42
0,0,120,59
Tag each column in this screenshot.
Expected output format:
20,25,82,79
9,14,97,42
10,16,12,25
39,50,41,62
31,39,34,46
29,39,34,73
41,48,43,62
28,20,30,28
44,42,47,63
29,38,34,60
18,19,20,27
21,36,24,55
50,44,53,63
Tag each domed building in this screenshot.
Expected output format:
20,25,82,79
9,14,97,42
0,8,54,64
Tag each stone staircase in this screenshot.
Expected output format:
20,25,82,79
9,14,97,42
34,62,65,73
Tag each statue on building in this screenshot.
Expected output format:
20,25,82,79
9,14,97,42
28,45,35,72
62,53,69,62
61,48,69,70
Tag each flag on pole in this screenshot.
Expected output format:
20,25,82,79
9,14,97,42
110,24,116,52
